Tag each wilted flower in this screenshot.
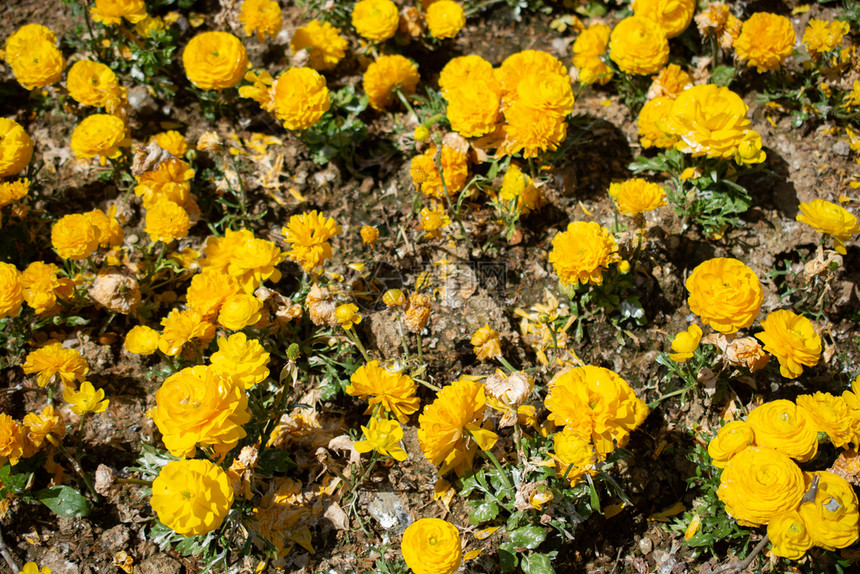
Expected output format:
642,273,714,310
549,221,621,286
695,2,742,50
347,361,419,423
281,210,341,272
404,293,432,333
351,0,399,42
360,225,379,246
767,510,813,560
89,268,141,315
0,262,24,319
668,324,702,362
182,31,249,90
306,284,336,327
685,257,763,334
608,16,669,75
355,417,408,461
89,0,147,25
484,370,533,410
796,198,860,255
572,24,613,86
63,381,109,415
646,64,692,100
124,325,160,355
425,0,465,39
401,518,462,574
608,178,667,217
723,336,769,372
471,325,501,361
0,118,34,178
271,68,331,130
363,54,420,111
734,13,795,73
797,392,859,449
746,399,818,462
22,343,89,388
151,459,234,536
707,420,755,468
291,20,348,71
717,446,805,527
239,0,282,42
71,114,128,165
755,310,821,379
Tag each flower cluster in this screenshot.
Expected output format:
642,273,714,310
3,24,65,90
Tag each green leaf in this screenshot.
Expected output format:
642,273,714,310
0,464,30,494
521,553,556,574
35,485,91,518
468,501,499,525
711,65,737,88
499,542,518,573
509,525,547,550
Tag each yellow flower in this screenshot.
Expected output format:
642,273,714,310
20,562,50,574
746,399,818,462
281,210,341,272
134,15,166,37
544,365,649,455
404,293,432,333
363,54,420,111
637,96,678,150
351,0,399,42
271,67,331,131
796,198,860,255
360,225,379,246
668,324,702,362
0,262,23,319
4,28,64,90
66,60,121,108
186,270,242,320
426,1,466,39
734,129,766,165
798,470,860,550
707,420,755,468
717,446,805,527
685,257,762,334
0,118,34,178
553,426,600,484
51,213,101,261
803,19,849,60
513,71,575,119
239,0,282,42
632,0,695,39
201,228,284,292
70,114,127,165
471,325,501,361
548,221,621,286
85,207,124,248
572,24,613,86
500,114,566,160
661,84,751,159
355,417,408,461
383,288,406,307
210,333,270,389
151,130,188,157
3,24,55,60
145,201,190,244
843,80,860,111
438,55,494,97
158,308,216,356
497,50,568,104
335,303,362,330
755,310,821,379
420,203,451,239
23,405,64,449
608,16,669,76
151,459,234,536
695,2,742,50
445,80,501,138
347,361,419,423
0,414,27,466
291,20,348,71
218,294,264,331
90,0,147,25
499,163,542,214
124,325,160,355
149,365,251,457
410,145,468,199
22,343,89,388
418,378,498,475
767,510,813,560
401,518,462,574
63,381,109,415
134,158,196,210
0,178,30,207
734,13,795,73
608,178,667,217
182,31,249,90
647,64,692,100
796,392,859,449
22,261,68,315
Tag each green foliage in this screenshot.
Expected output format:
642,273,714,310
35,485,92,518
301,85,369,168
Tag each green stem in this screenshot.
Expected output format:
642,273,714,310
115,477,153,487
412,377,442,393
480,449,514,497
415,332,424,364
352,453,380,491
75,412,89,466
498,356,517,374
464,0,506,17
395,88,418,121
52,438,101,503
346,329,372,363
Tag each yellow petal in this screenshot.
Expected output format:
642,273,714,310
685,513,701,540
474,526,500,540
464,549,483,561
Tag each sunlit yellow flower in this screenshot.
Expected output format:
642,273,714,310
746,399,818,462
445,80,501,138
70,114,127,165
145,201,190,244
685,257,762,334
352,0,399,42
608,178,667,217
85,207,123,248
90,0,147,25
803,19,849,60
0,118,34,178
183,31,249,90
134,158,196,210
20,562,50,574
63,381,109,415
272,67,331,131
151,459,234,535
355,417,408,461
734,129,766,165
707,420,755,468
420,203,451,239
717,446,805,527
572,24,613,86
281,210,341,272
66,60,121,108
0,178,30,207
496,50,567,104
796,392,860,449
124,325,160,355
438,54,494,97
3,25,65,90
348,361,419,423
218,294,264,331
549,221,621,286
632,0,695,39
796,198,860,255
291,20,348,71
410,144,468,199
0,262,23,319
158,308,216,357
210,333,270,389
647,64,692,100
22,405,64,449
755,310,821,379
401,518,462,574
798,470,860,551
239,0,282,42
51,213,101,261
335,303,362,330
22,343,88,388
608,16,669,75
767,510,813,560
22,261,69,315
186,270,242,320
668,324,702,362
695,2,742,50
363,54,420,111
360,225,379,246
425,0,465,39
734,12,795,73
151,130,188,157
201,228,284,293
553,426,600,484
0,414,27,466
499,163,542,214
471,325,501,361
382,288,406,307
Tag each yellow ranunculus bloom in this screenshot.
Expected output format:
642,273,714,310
734,12,795,73
158,308,216,356
239,0,282,42
445,80,501,138
746,399,818,462
70,114,127,165
668,324,702,362
549,221,621,286
90,0,147,25
572,24,613,86
218,294,264,331
354,417,408,461
471,325,502,361
767,510,813,560
716,446,805,527
151,459,234,536
22,261,69,315
66,60,120,108
608,16,669,76
401,518,462,574
0,118,34,178
707,420,754,468
426,0,466,39
334,303,362,330
20,562,50,574
291,20,348,71
124,325,160,355
799,471,860,551
499,163,542,214
351,0,399,42
632,0,695,38
186,270,242,320
51,213,101,261
63,381,110,415
281,210,341,272
553,426,600,484
363,54,420,111
0,414,27,466
685,257,762,334
210,333,270,389
803,19,849,60
796,392,859,449
22,343,89,388
438,54,495,97
410,144,468,199
145,200,190,244
0,262,24,320
796,198,860,255
347,361,419,423
272,67,331,130
661,84,751,159
608,178,667,217
4,25,65,90
182,31,249,90
637,96,678,149
755,310,821,379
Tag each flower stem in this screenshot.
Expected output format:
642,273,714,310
49,437,101,503
346,329,372,363
75,412,89,466
115,477,153,487
480,449,513,497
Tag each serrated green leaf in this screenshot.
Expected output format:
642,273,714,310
521,553,556,574
35,485,91,518
510,525,547,550
468,501,499,525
